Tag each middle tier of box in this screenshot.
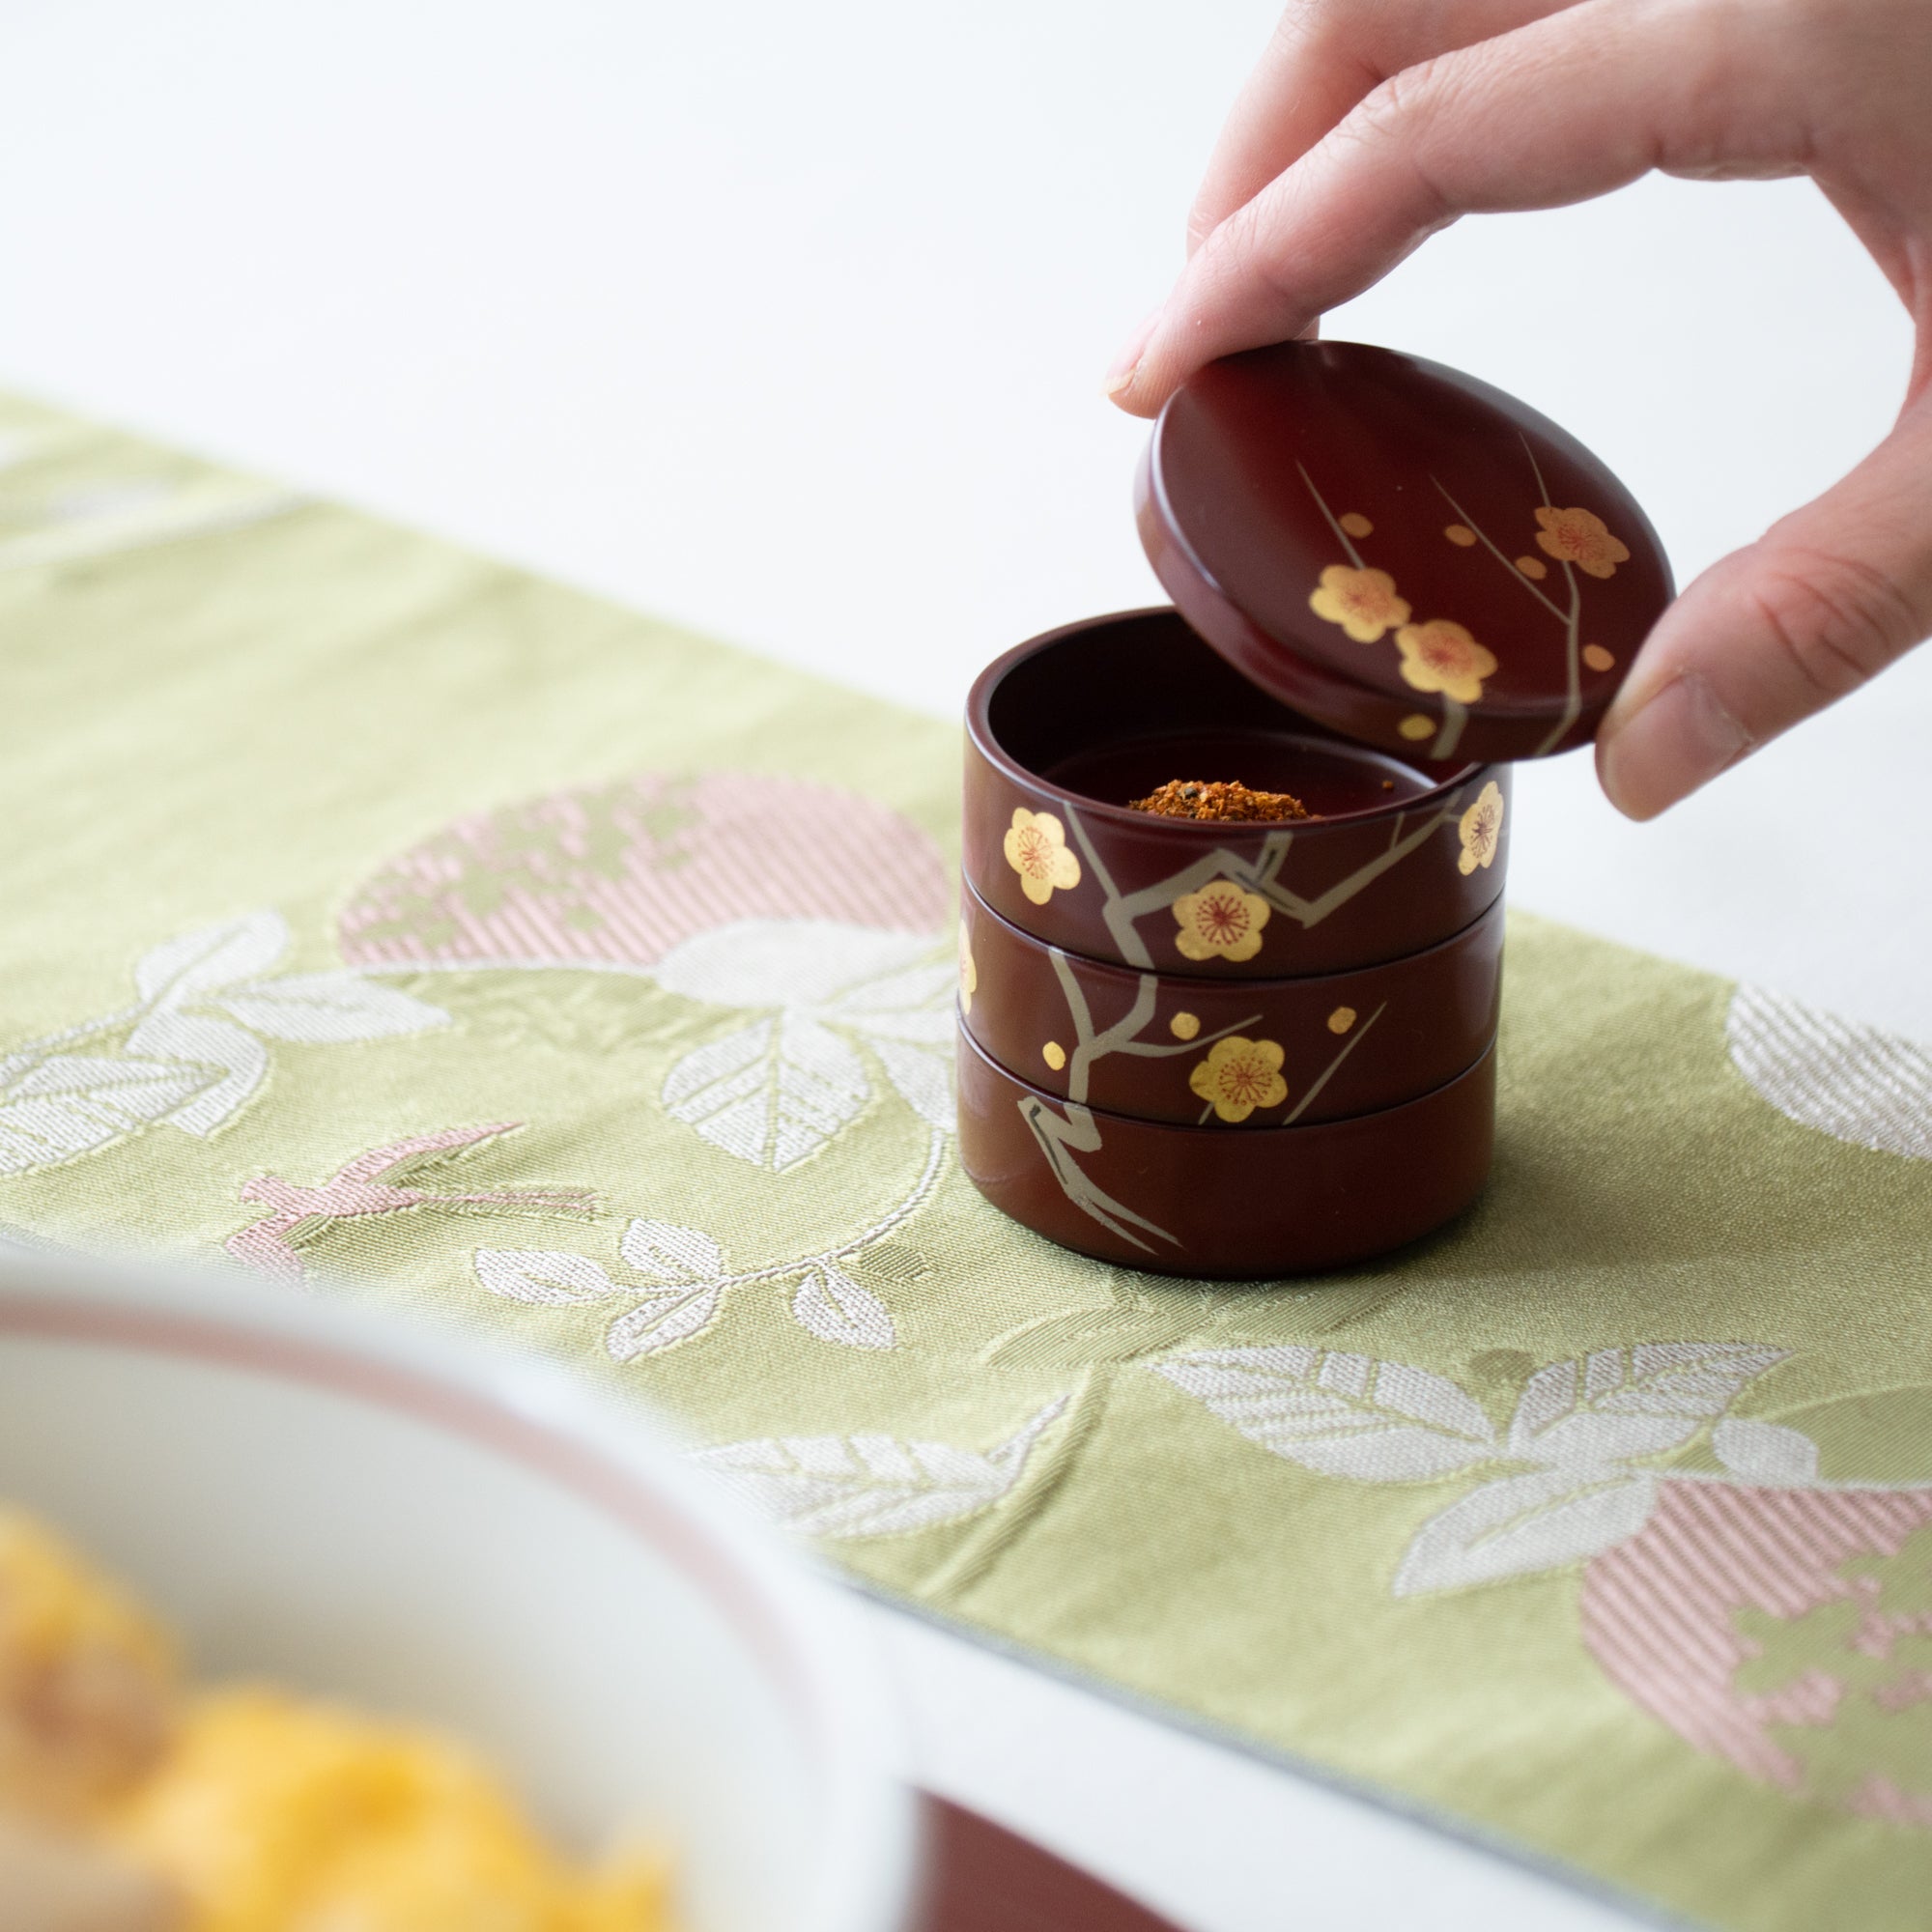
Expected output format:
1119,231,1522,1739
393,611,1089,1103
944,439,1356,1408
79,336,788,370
959,877,1502,1130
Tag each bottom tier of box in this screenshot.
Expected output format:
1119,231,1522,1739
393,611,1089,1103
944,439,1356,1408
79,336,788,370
955,1021,1495,1278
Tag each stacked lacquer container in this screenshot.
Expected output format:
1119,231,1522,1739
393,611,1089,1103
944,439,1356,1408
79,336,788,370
955,342,1671,1276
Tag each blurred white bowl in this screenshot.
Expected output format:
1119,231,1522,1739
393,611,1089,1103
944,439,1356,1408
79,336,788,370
0,1244,917,1932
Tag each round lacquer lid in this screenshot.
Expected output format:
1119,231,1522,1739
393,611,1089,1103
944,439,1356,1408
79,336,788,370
1135,340,1673,763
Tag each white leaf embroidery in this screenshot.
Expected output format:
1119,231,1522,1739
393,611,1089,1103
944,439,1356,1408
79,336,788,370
474,1249,624,1307
0,1056,212,1174
792,1263,896,1350
867,1037,954,1132
45,479,176,523
825,960,957,1045
121,1010,269,1137
0,474,298,574
662,1013,868,1172
1150,1347,1498,1481
693,1398,1066,1539
1507,1345,1787,1468
1394,1467,1660,1597
619,1219,725,1283
217,972,449,1042
134,912,287,1008
654,919,941,1011
1712,1416,1821,1485
606,1286,724,1361
1728,983,1932,1160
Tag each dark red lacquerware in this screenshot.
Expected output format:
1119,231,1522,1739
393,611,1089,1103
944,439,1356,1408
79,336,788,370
955,1024,1496,1278
960,884,1501,1127
963,610,1510,979
1138,340,1673,763
917,1796,1183,1932
956,338,1667,1275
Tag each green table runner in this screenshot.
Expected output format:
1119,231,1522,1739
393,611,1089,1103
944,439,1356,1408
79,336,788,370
6,392,1932,1931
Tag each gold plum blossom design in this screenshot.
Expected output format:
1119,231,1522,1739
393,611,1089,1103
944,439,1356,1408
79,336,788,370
1004,808,1081,906
958,926,978,1015
1170,878,1271,964
1297,452,1638,757
1189,1036,1289,1124
1308,565,1411,644
1458,781,1505,876
1395,620,1498,706
1535,505,1631,581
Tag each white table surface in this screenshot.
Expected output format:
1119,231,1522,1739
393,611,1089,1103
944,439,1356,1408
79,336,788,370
1,4,1923,1925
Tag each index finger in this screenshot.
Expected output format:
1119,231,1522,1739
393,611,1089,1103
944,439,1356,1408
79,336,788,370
1117,0,1808,416
1187,0,1582,255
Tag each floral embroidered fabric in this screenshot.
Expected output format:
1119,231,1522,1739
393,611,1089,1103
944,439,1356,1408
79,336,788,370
4,393,1932,1931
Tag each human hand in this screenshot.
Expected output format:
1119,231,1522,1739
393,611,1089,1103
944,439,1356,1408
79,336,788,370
1105,0,1932,818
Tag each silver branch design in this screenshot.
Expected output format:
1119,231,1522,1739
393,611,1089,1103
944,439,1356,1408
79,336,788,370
1433,436,1585,757
1013,799,1436,1250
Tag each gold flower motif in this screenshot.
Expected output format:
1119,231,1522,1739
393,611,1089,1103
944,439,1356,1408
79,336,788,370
958,926,977,1015
1458,781,1505,876
1171,878,1270,963
1003,807,1081,905
1169,1011,1201,1041
1308,564,1411,644
1395,619,1498,706
1534,505,1631,580
1189,1036,1289,1124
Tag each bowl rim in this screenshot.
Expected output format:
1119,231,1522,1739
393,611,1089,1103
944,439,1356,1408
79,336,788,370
965,606,1492,836
0,1242,918,1932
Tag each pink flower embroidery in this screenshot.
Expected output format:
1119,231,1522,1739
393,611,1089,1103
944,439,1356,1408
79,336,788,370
339,772,951,970
226,1123,594,1284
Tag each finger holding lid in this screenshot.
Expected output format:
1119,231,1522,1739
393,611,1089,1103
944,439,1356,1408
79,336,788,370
1597,387,1932,819
1184,0,1584,258
1110,0,1806,417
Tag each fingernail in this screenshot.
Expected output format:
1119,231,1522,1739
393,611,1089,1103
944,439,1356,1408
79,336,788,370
1598,670,1751,820
1104,307,1162,400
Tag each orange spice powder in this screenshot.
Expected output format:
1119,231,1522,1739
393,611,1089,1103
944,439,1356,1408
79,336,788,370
1127,780,1312,823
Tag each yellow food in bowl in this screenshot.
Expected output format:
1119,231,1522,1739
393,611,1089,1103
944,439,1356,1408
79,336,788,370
0,1509,179,1826
116,1690,671,1932
0,1510,675,1932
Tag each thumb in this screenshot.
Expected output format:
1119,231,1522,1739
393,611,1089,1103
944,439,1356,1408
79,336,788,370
1597,388,1932,820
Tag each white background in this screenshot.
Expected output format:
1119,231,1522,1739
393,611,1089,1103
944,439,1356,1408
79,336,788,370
0,3,1921,1925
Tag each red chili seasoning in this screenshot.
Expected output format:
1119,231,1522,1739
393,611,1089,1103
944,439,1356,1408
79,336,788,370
1127,780,1312,822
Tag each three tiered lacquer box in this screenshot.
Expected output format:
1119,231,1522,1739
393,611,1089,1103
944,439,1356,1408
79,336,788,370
956,341,1671,1276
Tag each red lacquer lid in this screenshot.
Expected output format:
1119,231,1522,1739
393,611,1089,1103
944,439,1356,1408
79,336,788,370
1135,340,1673,763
